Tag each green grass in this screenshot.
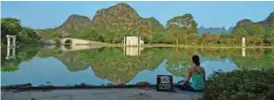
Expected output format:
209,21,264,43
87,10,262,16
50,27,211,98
93,44,274,49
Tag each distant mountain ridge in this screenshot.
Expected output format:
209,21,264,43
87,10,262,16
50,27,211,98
90,3,165,35
52,3,165,38
233,12,274,36
258,12,274,27
54,14,92,37
198,26,233,34
37,2,273,41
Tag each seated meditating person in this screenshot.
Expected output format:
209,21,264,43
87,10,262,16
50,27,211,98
178,55,205,92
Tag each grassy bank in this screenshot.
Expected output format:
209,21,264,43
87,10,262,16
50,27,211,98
98,44,274,49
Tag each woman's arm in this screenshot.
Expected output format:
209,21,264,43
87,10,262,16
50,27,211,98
202,67,206,82
183,68,192,85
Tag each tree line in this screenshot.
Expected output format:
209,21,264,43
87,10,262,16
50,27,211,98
2,14,273,46
1,17,41,45
75,14,274,46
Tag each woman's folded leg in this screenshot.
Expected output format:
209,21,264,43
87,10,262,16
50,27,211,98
180,83,203,92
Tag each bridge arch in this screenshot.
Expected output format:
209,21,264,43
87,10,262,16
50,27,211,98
64,39,72,45
60,38,92,46
59,38,106,52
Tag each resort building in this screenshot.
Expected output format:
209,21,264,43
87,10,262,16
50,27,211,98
123,36,144,56
123,36,144,46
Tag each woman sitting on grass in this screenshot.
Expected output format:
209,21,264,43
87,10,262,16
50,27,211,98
178,55,206,92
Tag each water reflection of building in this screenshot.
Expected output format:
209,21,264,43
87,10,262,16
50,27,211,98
123,36,144,46
242,37,246,57
6,35,17,59
6,46,16,59
123,36,144,56
123,47,144,56
242,47,246,57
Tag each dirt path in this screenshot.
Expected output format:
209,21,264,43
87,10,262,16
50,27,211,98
1,88,203,100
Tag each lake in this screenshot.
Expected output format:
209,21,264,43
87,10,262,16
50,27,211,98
1,45,274,86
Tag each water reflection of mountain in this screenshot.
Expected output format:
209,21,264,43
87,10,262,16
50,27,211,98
1,57,112,86
1,46,274,85
33,47,169,84
75,48,169,84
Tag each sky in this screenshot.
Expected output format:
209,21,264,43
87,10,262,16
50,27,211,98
1,1,274,29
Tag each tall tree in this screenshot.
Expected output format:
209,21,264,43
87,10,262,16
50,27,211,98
265,24,274,45
1,18,22,44
250,24,265,45
232,25,248,37
166,14,197,44
248,24,265,36
232,25,249,44
18,27,40,43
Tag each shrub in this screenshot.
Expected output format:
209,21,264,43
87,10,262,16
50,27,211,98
204,69,274,100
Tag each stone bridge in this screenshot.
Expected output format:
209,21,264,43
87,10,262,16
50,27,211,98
60,38,106,45
59,38,107,51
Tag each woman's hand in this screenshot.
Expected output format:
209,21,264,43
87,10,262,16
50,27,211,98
182,81,189,85
177,80,185,84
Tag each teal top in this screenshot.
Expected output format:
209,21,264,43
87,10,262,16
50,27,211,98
190,72,205,90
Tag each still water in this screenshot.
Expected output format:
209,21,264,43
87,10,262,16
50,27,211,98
1,45,274,86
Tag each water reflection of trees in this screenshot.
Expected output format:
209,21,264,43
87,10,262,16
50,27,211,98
35,47,169,84
37,49,90,72
2,46,273,84
231,49,274,69
1,46,39,72
73,48,169,84
49,47,273,84
169,48,274,69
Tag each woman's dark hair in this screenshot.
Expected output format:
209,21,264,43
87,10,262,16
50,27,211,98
192,55,200,66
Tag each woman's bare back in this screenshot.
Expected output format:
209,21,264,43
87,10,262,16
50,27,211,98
190,66,204,73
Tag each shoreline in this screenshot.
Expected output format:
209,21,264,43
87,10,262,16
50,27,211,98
1,83,203,100
3,43,274,49
1,83,183,91
102,44,274,49
1,88,203,100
